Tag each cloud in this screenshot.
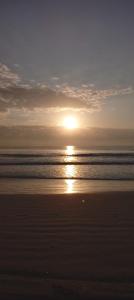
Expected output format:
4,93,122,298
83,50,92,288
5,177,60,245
0,63,20,88
56,84,133,110
0,63,133,113
51,76,59,81
0,85,91,112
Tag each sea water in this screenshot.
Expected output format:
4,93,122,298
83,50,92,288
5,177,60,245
0,147,134,194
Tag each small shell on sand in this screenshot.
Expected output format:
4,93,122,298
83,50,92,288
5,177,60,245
81,199,85,204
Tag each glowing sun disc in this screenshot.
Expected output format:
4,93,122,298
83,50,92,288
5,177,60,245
63,116,78,129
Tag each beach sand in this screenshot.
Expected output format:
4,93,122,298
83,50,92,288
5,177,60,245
0,192,134,299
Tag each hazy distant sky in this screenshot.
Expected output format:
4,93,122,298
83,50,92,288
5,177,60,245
0,0,134,129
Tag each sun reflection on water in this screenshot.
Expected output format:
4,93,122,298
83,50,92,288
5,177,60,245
65,145,75,163
66,145,74,156
65,164,75,178
65,179,75,193
65,147,76,193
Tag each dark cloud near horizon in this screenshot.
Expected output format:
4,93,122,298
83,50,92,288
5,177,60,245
0,126,134,148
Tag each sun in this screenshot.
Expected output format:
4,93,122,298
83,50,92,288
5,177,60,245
63,116,78,129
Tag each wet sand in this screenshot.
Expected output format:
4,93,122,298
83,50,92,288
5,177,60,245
0,192,134,299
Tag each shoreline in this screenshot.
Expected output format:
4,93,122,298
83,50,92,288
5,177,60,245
1,189,134,197
0,178,134,194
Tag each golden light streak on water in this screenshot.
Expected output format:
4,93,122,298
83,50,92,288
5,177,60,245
65,179,75,193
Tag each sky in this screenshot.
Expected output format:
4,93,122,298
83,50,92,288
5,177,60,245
0,0,134,147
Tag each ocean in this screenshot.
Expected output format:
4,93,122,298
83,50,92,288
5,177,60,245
0,146,134,194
